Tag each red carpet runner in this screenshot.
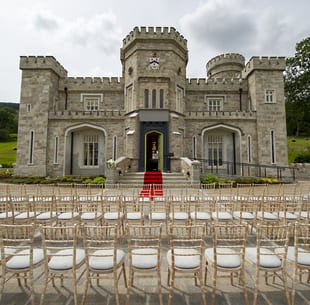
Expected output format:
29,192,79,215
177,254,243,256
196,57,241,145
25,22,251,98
139,171,164,199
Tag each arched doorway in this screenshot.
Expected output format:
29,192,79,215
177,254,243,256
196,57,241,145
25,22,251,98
201,124,243,175
145,131,163,171
64,123,107,176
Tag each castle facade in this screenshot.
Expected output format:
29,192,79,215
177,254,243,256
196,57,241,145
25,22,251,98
15,26,288,177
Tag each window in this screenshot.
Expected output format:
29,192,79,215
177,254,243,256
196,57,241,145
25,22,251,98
192,136,197,159
159,89,164,109
126,85,133,111
81,94,103,111
144,89,149,108
265,90,276,103
207,135,223,166
247,135,252,163
152,89,156,108
54,136,59,164
270,130,276,164
176,86,184,112
83,135,99,167
84,98,99,111
113,136,117,161
28,131,34,164
207,98,223,111
26,104,31,112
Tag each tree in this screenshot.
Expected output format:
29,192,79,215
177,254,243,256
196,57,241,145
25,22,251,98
285,37,310,136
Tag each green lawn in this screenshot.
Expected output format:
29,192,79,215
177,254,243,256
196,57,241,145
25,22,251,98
287,136,310,163
0,139,17,165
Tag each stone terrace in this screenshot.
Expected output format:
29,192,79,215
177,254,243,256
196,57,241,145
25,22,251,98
0,181,310,305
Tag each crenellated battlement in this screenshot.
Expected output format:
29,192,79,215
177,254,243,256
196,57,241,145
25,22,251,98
242,56,286,78
62,77,124,90
20,56,67,78
207,53,245,75
122,26,187,49
186,77,245,91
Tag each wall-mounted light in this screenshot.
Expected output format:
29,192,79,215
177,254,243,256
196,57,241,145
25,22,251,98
126,130,135,135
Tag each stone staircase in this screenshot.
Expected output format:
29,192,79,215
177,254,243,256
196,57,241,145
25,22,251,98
118,172,188,185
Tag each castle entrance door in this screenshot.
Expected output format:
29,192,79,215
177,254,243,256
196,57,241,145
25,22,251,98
145,131,163,171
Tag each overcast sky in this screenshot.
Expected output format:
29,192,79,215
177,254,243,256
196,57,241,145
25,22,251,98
0,0,309,103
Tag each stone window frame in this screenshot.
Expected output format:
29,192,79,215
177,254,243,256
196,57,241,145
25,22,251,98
206,95,225,112
54,136,59,165
247,135,252,164
112,135,117,161
80,93,103,111
270,129,276,164
28,130,35,165
176,85,184,113
265,89,276,104
83,134,99,168
192,135,197,160
144,89,149,108
126,84,134,112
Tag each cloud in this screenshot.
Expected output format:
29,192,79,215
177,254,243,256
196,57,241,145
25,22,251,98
34,12,59,31
31,10,122,55
180,0,255,52
179,0,308,57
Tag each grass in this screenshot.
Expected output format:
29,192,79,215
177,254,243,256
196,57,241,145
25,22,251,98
0,138,17,165
287,136,310,163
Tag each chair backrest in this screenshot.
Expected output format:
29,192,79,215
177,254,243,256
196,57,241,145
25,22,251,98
168,224,205,268
211,223,248,266
40,224,79,262
0,223,37,268
127,224,162,265
256,223,290,264
294,222,310,260
83,224,119,270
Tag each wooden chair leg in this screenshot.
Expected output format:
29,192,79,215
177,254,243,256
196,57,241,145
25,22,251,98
157,268,163,305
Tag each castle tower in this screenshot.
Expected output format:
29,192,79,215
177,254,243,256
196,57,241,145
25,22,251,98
206,53,245,79
15,56,67,176
120,26,188,171
242,57,288,166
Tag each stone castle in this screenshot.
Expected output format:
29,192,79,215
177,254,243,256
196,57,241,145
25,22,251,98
15,26,288,177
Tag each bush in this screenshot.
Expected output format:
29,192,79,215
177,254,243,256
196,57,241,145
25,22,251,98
200,174,219,184
294,152,310,163
1,162,14,168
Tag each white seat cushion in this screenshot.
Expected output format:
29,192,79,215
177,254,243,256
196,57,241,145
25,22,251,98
132,248,158,269
190,212,211,220
126,212,143,220
81,212,102,220
15,212,38,219
104,212,123,220
212,212,232,220
257,212,277,220
169,212,188,220
58,212,80,220
299,211,309,219
205,247,241,268
36,212,57,220
0,211,19,219
6,249,44,269
48,249,85,270
150,212,166,220
89,249,125,270
233,211,254,220
245,247,282,268
277,211,298,220
167,248,200,269
286,246,310,265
